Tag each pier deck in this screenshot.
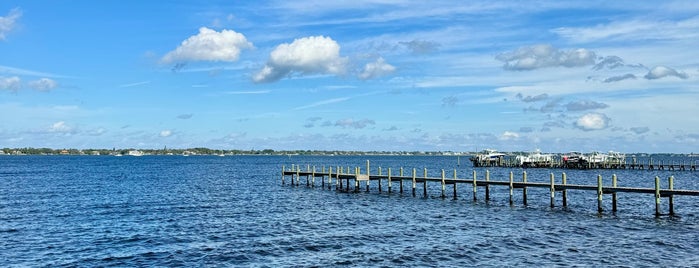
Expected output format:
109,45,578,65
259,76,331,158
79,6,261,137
282,161,699,217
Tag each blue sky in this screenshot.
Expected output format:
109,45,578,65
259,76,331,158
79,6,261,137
1,1,698,153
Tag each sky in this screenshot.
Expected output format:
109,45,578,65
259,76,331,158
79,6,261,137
1,1,698,153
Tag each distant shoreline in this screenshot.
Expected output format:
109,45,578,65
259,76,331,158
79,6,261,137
1,148,697,157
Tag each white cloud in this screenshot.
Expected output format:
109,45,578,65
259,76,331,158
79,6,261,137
644,66,688,80
27,78,58,91
499,131,519,140
253,36,348,83
0,8,21,40
359,57,396,80
552,16,699,43
48,121,73,133
334,118,375,129
160,130,173,137
0,76,20,91
574,113,610,131
496,44,597,71
161,27,253,64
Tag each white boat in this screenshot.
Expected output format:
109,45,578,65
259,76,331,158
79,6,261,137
470,149,506,167
585,151,608,164
127,150,144,157
606,151,626,165
516,149,554,167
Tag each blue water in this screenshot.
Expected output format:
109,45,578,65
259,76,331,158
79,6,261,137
2,155,699,266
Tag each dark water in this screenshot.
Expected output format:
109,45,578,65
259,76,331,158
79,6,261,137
2,155,699,267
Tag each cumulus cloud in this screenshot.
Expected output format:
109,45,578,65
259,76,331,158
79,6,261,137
48,121,73,134
161,27,253,64
27,78,58,91
566,100,609,111
399,40,440,54
384,126,398,131
592,56,625,70
496,44,597,71
334,118,375,129
359,57,395,80
499,131,520,140
574,113,610,131
603,73,636,83
516,93,548,103
160,130,172,137
0,8,21,40
0,76,20,91
644,66,688,80
253,36,348,83
177,114,193,119
630,126,650,134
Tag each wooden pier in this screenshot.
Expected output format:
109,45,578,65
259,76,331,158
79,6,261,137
282,161,699,217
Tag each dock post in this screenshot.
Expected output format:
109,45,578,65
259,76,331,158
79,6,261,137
296,167,300,186
509,171,514,205
668,176,675,216
453,169,458,200
327,167,332,190
597,175,603,213
612,174,618,212
378,167,382,193
355,167,360,193
550,173,555,208
312,166,316,187
562,173,568,207
412,168,417,197
282,165,285,185
472,170,477,201
522,171,528,206
441,169,446,198
366,160,370,192
400,167,404,194
655,176,661,217
423,168,428,198
388,168,392,193
485,170,491,201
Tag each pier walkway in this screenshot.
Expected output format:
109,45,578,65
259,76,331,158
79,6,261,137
282,161,699,217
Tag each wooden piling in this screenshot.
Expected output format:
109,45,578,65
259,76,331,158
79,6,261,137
311,166,316,187
327,166,332,189
412,168,417,197
388,168,392,193
597,175,603,213
378,167,382,193
355,167,360,192
562,173,567,207
485,170,491,201
522,171,528,206
453,169,458,200
550,173,555,208
669,176,675,216
423,168,428,198
282,165,285,185
509,171,514,205
655,176,661,217
441,169,446,198
612,174,617,212
472,170,477,201
366,160,370,192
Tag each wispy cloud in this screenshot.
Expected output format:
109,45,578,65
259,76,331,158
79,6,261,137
0,8,21,40
293,97,351,110
0,65,72,79
118,80,151,88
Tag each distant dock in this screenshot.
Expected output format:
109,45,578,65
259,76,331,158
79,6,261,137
469,153,697,171
282,161,699,217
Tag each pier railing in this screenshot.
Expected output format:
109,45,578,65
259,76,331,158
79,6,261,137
281,161,699,217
